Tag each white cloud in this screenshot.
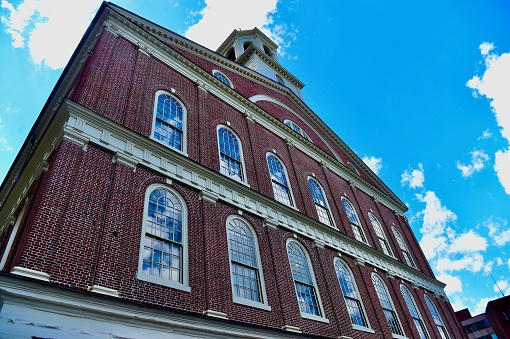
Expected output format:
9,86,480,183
1,0,102,69
184,0,297,57
479,42,495,56
472,297,492,315
448,230,487,254
494,149,510,194
0,117,12,152
401,163,425,188
416,191,457,237
484,216,510,247
362,155,382,175
436,274,462,295
436,253,485,273
478,129,492,140
467,42,510,194
495,257,503,266
456,149,489,177
494,279,510,296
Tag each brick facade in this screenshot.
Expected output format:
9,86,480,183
0,3,466,338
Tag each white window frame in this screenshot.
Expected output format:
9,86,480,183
371,273,407,339
216,125,248,185
137,184,190,292
283,119,312,142
307,177,335,227
400,285,430,339
341,197,369,244
226,215,271,311
424,294,450,339
286,239,329,323
334,258,373,333
392,225,417,269
151,90,188,156
368,212,393,257
347,162,360,175
266,153,296,208
212,69,234,89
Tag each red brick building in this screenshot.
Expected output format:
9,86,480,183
0,3,466,338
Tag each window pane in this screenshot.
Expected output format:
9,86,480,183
287,242,321,316
372,275,404,336
144,188,183,282
155,94,184,150
228,218,262,303
267,155,292,206
335,260,368,327
218,128,243,180
308,179,332,226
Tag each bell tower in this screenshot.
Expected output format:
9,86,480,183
216,27,304,98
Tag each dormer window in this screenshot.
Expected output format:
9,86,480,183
347,162,359,175
213,70,233,88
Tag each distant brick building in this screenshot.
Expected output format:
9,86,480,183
456,295,510,339
0,3,466,338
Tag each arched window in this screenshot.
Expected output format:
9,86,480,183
226,47,236,61
368,213,393,256
287,240,325,321
372,273,405,337
308,178,334,226
334,259,370,330
347,162,359,175
401,285,429,339
243,41,253,51
217,126,245,182
424,295,450,339
266,154,294,207
392,226,417,268
212,70,233,88
227,217,269,309
284,120,311,142
341,197,367,243
152,91,186,153
138,185,189,291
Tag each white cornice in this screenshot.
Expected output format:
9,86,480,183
61,99,446,297
0,274,303,339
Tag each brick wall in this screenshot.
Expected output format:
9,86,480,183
3,27,464,338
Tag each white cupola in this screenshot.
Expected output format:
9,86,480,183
216,28,304,98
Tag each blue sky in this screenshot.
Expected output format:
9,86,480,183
1,0,509,315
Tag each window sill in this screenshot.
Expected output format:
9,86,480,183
137,272,191,292
352,324,375,333
300,312,329,323
392,334,408,339
233,296,271,311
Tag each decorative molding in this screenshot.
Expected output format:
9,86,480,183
282,325,301,333
199,190,218,203
263,218,279,229
203,310,228,319
355,258,366,266
11,266,50,282
313,239,325,249
338,336,353,339
88,285,120,297
386,271,396,280
113,152,138,170
63,128,89,150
